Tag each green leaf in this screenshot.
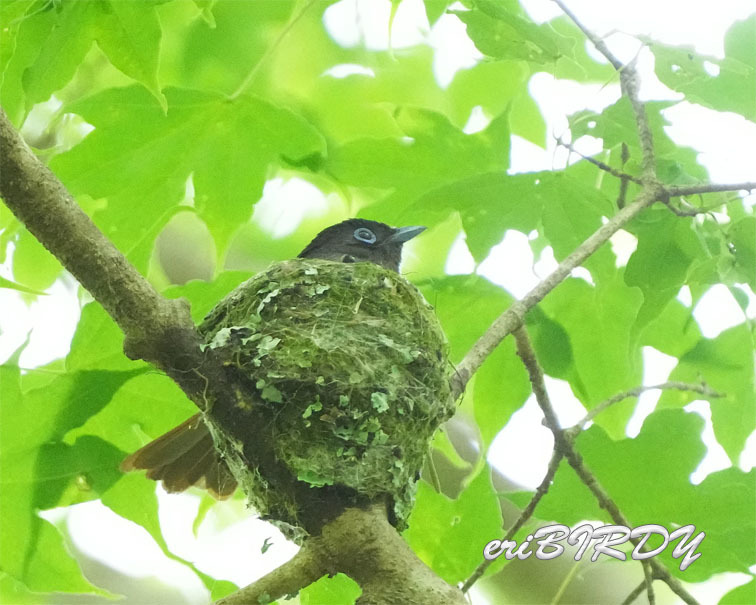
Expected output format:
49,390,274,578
92,1,167,111
658,323,755,463
474,339,531,446
405,168,612,266
625,209,706,332
0,275,48,296
720,578,756,604
540,274,644,435
192,0,218,28
533,410,755,580
646,16,756,122
423,0,451,25
53,86,325,261
728,216,756,289
163,270,252,322
20,1,95,112
451,2,562,64
299,573,361,605
405,466,502,583
0,354,135,596
328,106,510,230
12,228,64,292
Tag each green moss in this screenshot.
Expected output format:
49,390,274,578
200,258,454,536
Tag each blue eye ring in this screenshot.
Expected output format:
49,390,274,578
353,227,377,244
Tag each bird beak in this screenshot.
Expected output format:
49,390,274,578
387,225,426,244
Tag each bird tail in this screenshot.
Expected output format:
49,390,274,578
120,413,237,499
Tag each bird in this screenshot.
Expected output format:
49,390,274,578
120,219,427,500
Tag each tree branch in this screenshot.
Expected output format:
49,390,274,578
512,327,699,605
569,381,723,432
461,449,564,593
0,107,199,375
620,580,646,605
451,183,661,398
555,136,644,185
216,542,326,605
667,182,756,197
218,504,465,605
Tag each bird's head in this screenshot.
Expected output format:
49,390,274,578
298,219,425,272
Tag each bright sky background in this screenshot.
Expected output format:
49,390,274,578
1,0,755,603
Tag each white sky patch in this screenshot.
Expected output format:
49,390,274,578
686,400,733,485
0,271,81,367
42,502,209,605
322,63,376,78
693,284,748,338
478,230,539,298
488,395,554,489
252,178,330,238
609,229,638,267
462,105,490,134
626,347,678,438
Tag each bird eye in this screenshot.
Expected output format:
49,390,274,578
353,227,377,244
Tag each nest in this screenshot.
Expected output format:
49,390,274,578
199,258,454,536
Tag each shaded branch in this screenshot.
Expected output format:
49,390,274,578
461,449,564,593
216,542,326,605
0,107,198,375
569,381,723,432
217,504,465,605
620,580,647,605
555,136,643,185
512,327,699,605
642,559,656,605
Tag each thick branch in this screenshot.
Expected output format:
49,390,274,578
513,327,699,605
219,504,466,605
0,107,199,375
216,543,326,605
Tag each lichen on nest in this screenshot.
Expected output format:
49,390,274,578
199,258,454,536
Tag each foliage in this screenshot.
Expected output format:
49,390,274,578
0,0,754,603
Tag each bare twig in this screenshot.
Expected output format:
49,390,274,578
552,0,655,177
512,327,699,605
450,184,661,398
642,559,656,605
461,449,564,593
568,381,723,432
620,580,646,605
218,504,465,605
216,541,326,605
556,136,643,185
667,182,756,197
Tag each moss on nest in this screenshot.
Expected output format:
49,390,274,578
199,258,454,536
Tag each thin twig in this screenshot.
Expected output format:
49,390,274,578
642,559,656,605
550,0,623,70
512,327,699,605
569,381,723,432
620,580,646,605
667,182,756,197
556,136,643,185
450,185,660,399
461,449,564,593
551,558,584,605
229,0,319,100
552,0,655,178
